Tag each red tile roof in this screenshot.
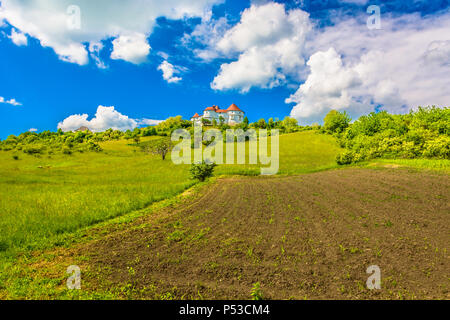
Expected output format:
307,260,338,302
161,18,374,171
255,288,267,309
192,113,200,118
227,103,243,112
202,104,244,113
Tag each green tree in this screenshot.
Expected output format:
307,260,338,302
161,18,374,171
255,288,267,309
281,117,298,133
190,161,217,182
256,118,267,129
323,110,351,134
147,138,174,160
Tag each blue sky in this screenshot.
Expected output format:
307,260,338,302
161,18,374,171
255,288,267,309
0,0,449,138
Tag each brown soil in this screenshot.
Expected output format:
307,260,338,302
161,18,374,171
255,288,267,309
81,168,449,299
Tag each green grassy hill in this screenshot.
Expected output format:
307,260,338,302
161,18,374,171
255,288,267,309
0,131,341,256
0,129,449,300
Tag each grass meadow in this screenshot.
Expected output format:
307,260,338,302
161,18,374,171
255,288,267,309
0,131,342,257
2,129,449,260
0,137,195,255
0,130,449,299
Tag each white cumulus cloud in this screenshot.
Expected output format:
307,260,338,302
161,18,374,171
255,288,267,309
57,106,164,132
210,2,312,93
286,12,450,123
0,0,222,65
111,33,151,65
58,106,138,132
286,48,365,123
193,2,450,123
158,61,183,83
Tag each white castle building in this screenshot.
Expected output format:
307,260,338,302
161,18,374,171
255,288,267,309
191,104,245,126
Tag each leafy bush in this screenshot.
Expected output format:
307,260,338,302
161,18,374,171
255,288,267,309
86,141,103,152
324,110,351,134
336,151,356,165
335,106,449,165
422,136,450,159
62,147,72,155
0,123,175,155
23,145,45,155
190,161,217,182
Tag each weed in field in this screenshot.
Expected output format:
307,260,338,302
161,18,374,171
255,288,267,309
127,266,136,277
384,220,393,227
250,282,263,300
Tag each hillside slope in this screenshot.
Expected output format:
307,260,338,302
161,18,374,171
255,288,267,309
4,167,448,299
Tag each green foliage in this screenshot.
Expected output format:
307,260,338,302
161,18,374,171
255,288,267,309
336,150,356,165
250,282,263,300
23,145,45,155
0,124,167,157
190,161,217,182
86,141,103,152
335,106,450,164
324,110,351,134
254,118,267,129
62,147,72,155
155,116,191,135
280,116,299,133
249,116,300,133
202,118,211,126
146,138,174,160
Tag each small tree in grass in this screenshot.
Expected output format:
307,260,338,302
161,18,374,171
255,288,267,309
148,138,174,160
324,110,351,134
190,161,217,182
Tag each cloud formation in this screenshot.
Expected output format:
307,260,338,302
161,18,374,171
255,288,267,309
195,2,450,123
210,2,312,93
58,106,137,132
111,33,151,65
0,0,222,65
158,61,183,83
287,12,450,123
8,28,27,46
57,106,163,132
138,119,164,126
0,96,22,106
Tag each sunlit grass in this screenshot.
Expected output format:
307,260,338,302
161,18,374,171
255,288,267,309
0,131,341,255
0,137,194,254
373,158,450,173
215,131,342,175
